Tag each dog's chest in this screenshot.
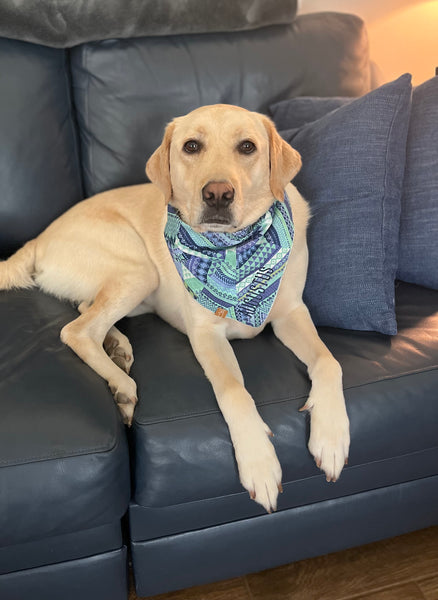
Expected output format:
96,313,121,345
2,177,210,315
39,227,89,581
222,317,265,340
149,273,265,339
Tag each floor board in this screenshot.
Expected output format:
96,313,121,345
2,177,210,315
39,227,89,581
129,576,251,600
418,575,438,600
352,583,425,600
131,526,438,600
246,527,438,600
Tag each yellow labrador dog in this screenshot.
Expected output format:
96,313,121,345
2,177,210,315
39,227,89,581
0,105,349,513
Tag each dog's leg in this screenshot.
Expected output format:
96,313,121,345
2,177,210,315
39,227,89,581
272,303,350,482
78,302,134,374
61,279,150,425
189,325,282,513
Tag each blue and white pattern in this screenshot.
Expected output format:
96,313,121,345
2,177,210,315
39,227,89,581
164,194,294,327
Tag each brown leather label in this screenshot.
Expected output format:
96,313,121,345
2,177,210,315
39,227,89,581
215,307,228,319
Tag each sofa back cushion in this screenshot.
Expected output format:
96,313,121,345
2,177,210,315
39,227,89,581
0,38,83,257
0,0,298,47
70,13,372,197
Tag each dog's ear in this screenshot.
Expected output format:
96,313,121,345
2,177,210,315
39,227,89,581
262,116,302,201
146,121,176,203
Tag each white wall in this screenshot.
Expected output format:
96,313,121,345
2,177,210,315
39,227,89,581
298,0,416,22
298,0,438,84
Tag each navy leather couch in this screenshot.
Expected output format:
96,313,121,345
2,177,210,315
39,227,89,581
1,3,437,599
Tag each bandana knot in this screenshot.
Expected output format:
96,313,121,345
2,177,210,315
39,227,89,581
164,194,294,327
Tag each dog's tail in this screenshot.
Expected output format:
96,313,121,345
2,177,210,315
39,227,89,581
0,239,36,290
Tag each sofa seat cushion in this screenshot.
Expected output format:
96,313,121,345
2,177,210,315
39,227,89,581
126,282,438,537
0,289,130,548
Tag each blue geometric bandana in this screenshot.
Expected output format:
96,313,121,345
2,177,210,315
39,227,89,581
164,194,294,327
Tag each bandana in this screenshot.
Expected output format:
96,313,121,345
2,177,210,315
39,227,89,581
164,194,294,327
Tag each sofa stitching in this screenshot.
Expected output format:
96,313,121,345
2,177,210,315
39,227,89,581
0,429,121,469
134,364,438,425
136,449,438,508
63,47,85,200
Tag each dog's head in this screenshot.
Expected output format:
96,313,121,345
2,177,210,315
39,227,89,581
146,104,301,232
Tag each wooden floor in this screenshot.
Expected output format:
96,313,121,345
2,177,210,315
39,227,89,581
129,526,438,600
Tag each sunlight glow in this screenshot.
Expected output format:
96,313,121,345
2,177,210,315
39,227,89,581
368,1,438,85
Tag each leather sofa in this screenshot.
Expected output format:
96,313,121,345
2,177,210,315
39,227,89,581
0,3,437,599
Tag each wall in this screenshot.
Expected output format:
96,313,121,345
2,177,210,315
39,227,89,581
298,0,438,84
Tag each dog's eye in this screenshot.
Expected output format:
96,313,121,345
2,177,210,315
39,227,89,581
238,140,256,155
183,140,202,154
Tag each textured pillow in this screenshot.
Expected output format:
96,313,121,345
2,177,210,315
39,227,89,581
280,74,413,334
397,76,438,289
270,96,352,129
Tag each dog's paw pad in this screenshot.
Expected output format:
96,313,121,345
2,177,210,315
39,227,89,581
104,332,134,374
108,376,138,426
117,402,136,426
112,354,131,374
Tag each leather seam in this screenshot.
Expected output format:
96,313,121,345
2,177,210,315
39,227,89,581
134,365,438,425
0,434,120,469
64,47,85,199
134,449,438,510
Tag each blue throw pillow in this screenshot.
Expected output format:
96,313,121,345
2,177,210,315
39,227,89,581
280,74,413,334
270,96,352,129
397,76,438,290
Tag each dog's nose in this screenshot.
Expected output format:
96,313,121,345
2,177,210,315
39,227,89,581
202,181,235,209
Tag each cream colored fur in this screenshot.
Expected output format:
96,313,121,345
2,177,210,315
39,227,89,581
0,105,349,513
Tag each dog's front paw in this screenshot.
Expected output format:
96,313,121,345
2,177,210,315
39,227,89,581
109,373,138,426
230,417,282,513
305,394,350,482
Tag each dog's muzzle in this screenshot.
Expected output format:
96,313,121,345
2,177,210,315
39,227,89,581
201,181,235,225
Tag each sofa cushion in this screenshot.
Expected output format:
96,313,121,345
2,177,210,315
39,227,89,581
0,547,128,600
125,282,438,537
0,0,297,47
70,12,372,197
278,75,413,334
397,76,438,290
0,38,83,258
130,477,438,598
0,289,130,548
